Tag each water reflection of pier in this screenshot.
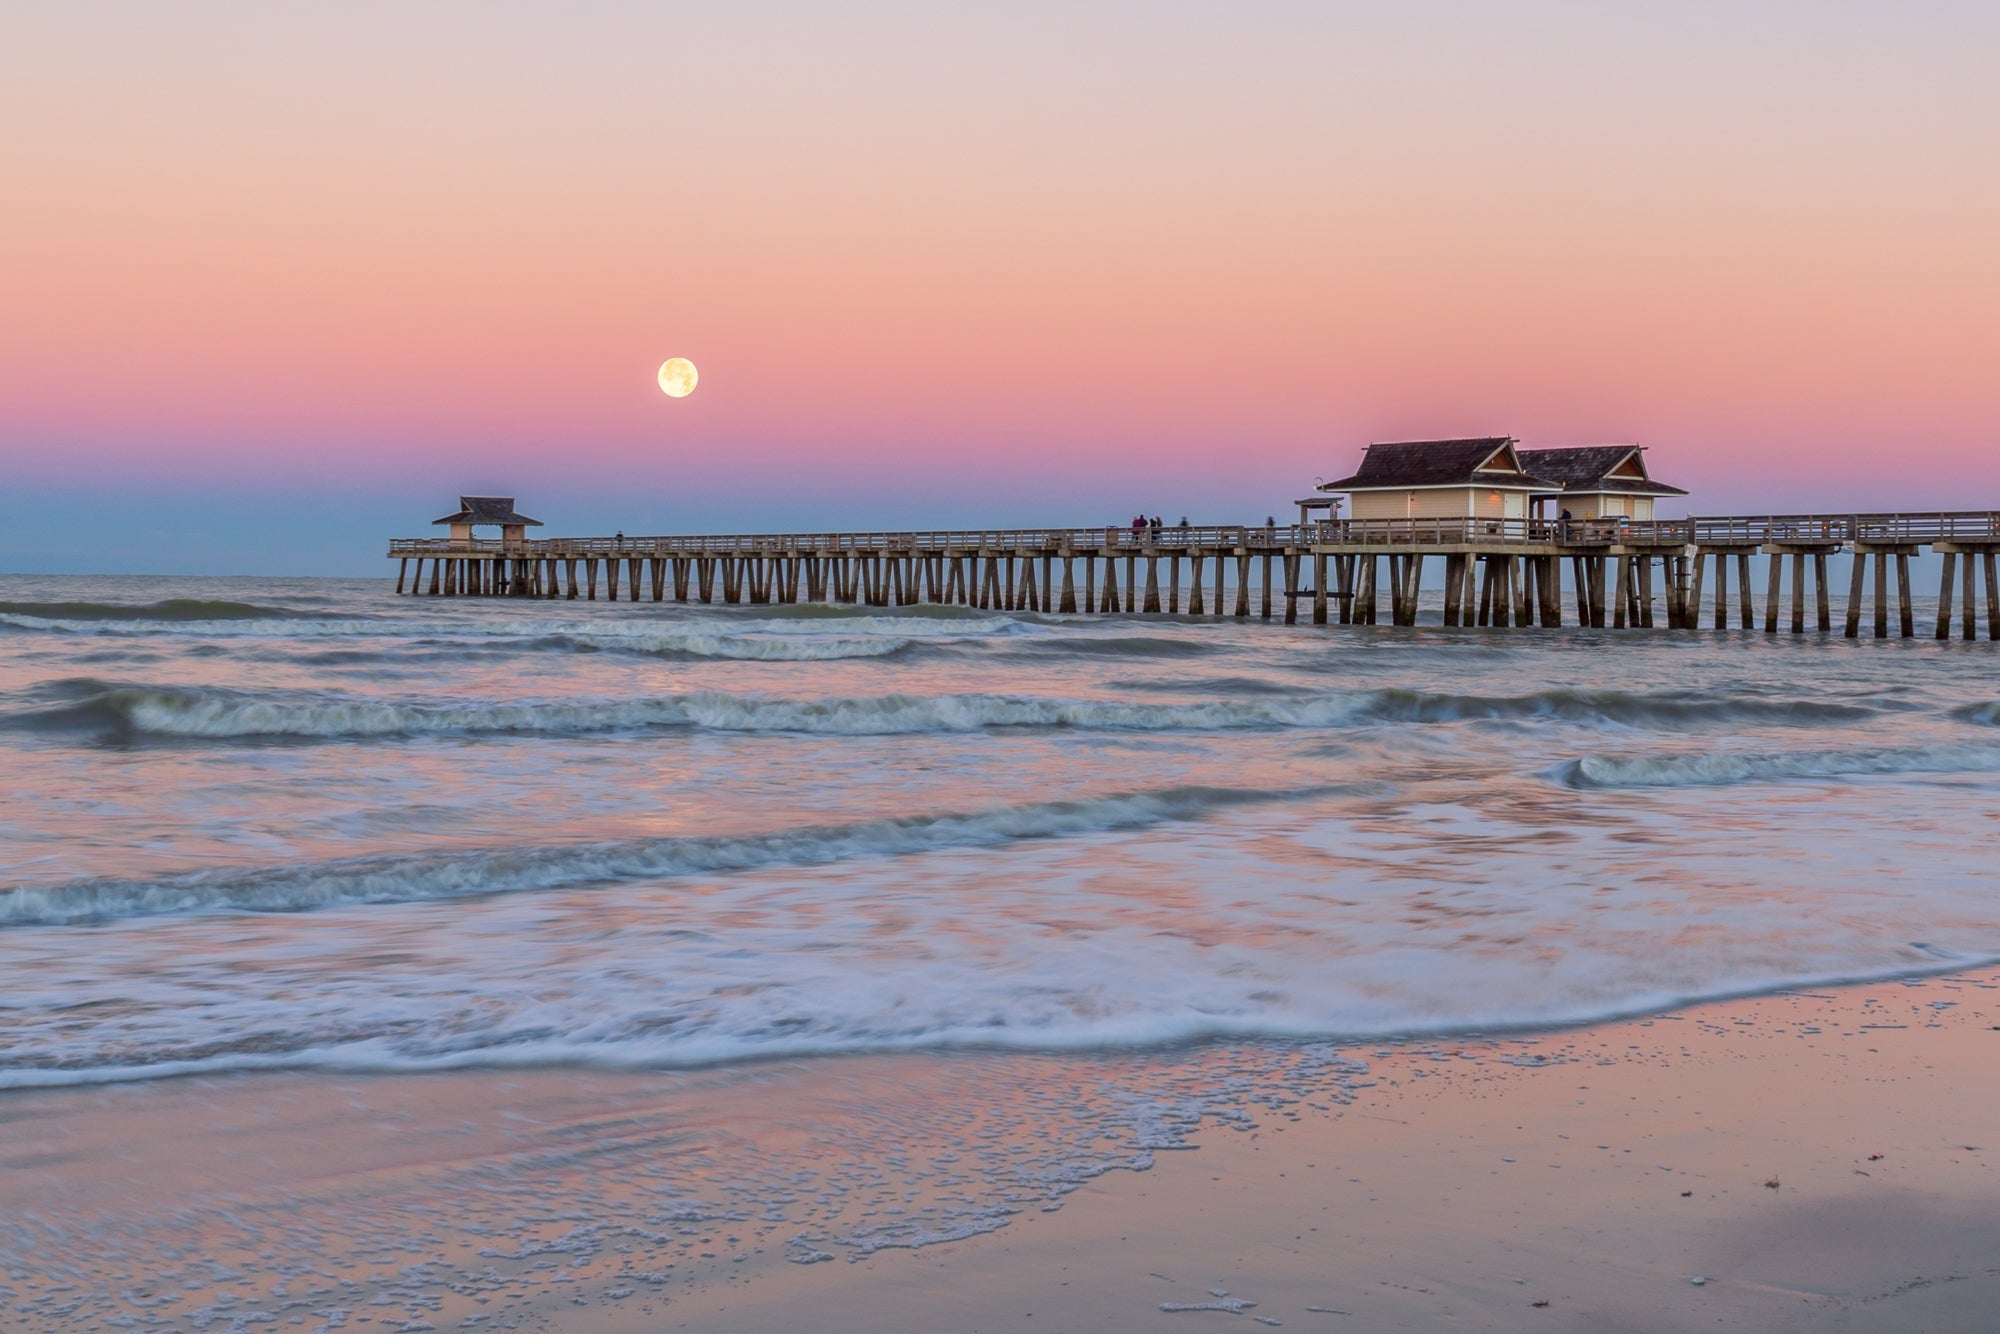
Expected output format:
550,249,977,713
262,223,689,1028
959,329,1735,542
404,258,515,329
388,512,2000,641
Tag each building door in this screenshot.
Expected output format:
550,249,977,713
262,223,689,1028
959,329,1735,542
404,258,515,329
1502,492,1526,520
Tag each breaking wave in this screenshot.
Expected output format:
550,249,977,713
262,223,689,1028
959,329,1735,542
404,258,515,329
1554,742,2000,789
3,680,1896,742
0,784,1307,926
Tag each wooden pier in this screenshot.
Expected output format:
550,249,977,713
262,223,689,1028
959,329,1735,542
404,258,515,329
388,512,2000,640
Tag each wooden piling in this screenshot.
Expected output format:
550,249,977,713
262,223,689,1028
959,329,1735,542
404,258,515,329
1842,554,1863,637
1359,555,1378,625
1873,552,1889,638
1985,553,2000,642
1936,553,1957,639
1896,553,1914,637
1188,554,1204,615
1790,553,1806,634
1144,556,1161,613
1314,552,1329,625
1763,554,1781,633
1961,551,1977,641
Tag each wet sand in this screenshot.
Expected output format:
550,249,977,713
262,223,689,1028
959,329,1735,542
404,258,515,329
6,971,2000,1332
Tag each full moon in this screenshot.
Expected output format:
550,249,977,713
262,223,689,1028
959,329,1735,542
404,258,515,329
657,357,699,398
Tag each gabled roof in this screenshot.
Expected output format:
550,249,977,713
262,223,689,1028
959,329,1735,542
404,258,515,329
1516,446,1688,497
1318,438,1564,492
433,496,543,527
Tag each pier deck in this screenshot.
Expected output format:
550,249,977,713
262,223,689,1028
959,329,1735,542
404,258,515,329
388,512,2000,640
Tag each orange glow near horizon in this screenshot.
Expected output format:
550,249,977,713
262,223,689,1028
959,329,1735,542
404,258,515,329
3,3,1998,527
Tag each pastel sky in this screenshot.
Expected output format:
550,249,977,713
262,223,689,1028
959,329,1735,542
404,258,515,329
3,2,1998,572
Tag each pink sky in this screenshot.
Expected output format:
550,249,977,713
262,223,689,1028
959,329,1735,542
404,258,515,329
4,3,1998,565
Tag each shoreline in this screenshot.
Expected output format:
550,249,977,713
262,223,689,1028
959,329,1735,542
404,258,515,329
6,970,2000,1331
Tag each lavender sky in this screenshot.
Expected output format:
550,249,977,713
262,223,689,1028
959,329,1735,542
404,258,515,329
3,2,1997,573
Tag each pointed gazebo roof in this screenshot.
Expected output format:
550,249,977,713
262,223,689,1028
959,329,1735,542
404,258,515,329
433,496,542,527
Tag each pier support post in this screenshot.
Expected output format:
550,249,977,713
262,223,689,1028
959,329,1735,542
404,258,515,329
1314,553,1329,625
1168,556,1180,613
1059,557,1077,613
1189,554,1205,615
1984,553,1999,641
1611,557,1628,629
1790,553,1806,634
1764,553,1781,633
1082,554,1095,612
1896,553,1914,638
1144,556,1161,613
1735,554,1753,629
396,558,408,594
1260,553,1274,620
1510,556,1530,627
1814,553,1829,631
1357,555,1377,625
1845,554,1864,637
1938,553,1958,639
1283,554,1299,624
1213,551,1226,616
1444,555,1465,627
1864,552,1880,640
1956,552,1973,639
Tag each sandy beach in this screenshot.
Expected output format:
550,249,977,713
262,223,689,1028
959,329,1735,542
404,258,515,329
7,967,1997,1332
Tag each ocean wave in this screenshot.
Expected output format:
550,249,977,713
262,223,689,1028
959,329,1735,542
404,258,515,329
0,784,1306,926
1554,741,2000,789
1021,636,1216,658
1951,702,2000,726
0,609,1010,659
533,629,915,661
0,597,317,624
2,679,1892,742
1355,686,1876,727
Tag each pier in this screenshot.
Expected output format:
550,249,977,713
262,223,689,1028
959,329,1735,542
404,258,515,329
387,511,2000,641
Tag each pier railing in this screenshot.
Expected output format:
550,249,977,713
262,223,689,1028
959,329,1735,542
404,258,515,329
387,511,2000,559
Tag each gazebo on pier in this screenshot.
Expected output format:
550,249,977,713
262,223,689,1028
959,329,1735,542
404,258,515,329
433,496,541,550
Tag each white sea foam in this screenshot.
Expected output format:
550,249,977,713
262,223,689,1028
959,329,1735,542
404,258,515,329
19,680,1889,741
1557,741,2000,788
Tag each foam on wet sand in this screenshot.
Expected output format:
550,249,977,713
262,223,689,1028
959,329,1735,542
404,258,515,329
5,970,1999,1332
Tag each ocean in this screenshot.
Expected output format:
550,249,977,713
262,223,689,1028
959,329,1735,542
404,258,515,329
3,572,1998,1324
